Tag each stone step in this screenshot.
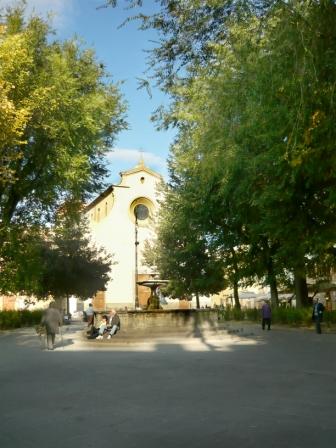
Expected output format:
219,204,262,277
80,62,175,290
81,323,253,343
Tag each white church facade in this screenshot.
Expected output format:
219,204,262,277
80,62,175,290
84,160,163,311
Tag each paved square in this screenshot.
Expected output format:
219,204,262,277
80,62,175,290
0,323,335,448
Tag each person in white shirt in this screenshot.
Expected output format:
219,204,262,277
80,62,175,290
86,303,95,326
96,315,108,340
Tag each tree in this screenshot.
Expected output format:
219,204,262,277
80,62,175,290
143,181,226,308
0,19,31,187
165,1,336,307
0,213,113,309
108,1,336,307
0,6,126,293
0,224,45,295
39,217,113,312
0,6,126,229
230,1,336,305
103,0,262,90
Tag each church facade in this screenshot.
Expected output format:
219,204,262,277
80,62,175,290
85,160,163,311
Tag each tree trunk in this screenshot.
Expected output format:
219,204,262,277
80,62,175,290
195,292,200,309
267,257,279,308
230,248,241,309
233,280,241,309
294,271,309,308
2,186,20,225
66,294,70,315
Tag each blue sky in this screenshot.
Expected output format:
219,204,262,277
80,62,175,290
3,0,176,183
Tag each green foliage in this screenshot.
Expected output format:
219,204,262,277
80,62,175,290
0,310,43,329
0,214,113,300
323,310,336,325
106,0,258,91
0,225,45,294
0,5,125,294
0,5,125,225
244,308,260,322
37,216,113,300
140,1,336,306
272,308,312,326
143,183,227,306
218,306,336,327
218,306,245,321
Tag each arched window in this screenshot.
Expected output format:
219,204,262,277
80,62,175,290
129,197,154,226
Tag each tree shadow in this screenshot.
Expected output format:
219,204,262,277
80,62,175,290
0,324,335,448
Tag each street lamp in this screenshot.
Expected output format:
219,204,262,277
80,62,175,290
134,208,139,309
134,204,149,310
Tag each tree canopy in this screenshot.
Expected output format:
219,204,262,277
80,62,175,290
115,0,336,307
0,6,126,228
39,217,113,303
143,182,226,308
0,5,126,295
0,215,113,302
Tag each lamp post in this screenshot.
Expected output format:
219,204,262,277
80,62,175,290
134,203,150,310
134,210,139,310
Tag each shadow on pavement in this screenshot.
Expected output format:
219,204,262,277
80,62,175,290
0,323,335,448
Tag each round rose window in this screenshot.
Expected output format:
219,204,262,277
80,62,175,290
134,204,149,221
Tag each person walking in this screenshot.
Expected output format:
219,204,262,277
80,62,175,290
107,309,120,339
41,302,63,350
261,300,272,331
312,298,325,334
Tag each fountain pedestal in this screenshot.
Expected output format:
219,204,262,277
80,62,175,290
136,280,168,310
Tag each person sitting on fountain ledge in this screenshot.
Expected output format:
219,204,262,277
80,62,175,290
96,315,108,340
107,309,120,339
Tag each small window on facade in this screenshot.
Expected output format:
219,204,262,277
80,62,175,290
140,176,145,184
97,208,100,221
105,202,108,216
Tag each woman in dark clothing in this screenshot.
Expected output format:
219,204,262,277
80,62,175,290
312,298,325,334
261,301,272,330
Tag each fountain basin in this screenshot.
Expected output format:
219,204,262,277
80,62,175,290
137,280,168,310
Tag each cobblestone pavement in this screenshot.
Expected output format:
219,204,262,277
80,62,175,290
0,322,335,448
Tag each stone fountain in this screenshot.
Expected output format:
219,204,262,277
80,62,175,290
136,279,168,310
